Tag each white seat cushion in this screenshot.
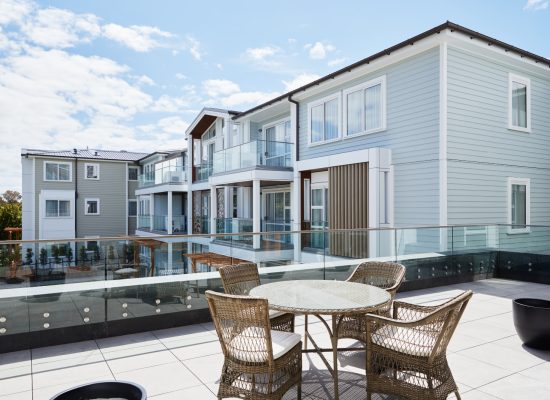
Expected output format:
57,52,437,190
269,309,285,319
371,325,434,357
228,328,301,362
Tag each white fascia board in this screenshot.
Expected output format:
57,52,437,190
209,169,294,186
190,181,211,191
185,110,233,137
135,184,188,196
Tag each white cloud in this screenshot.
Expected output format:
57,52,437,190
212,91,279,108
282,73,320,91
136,75,154,86
102,23,172,52
186,35,202,60
151,95,192,113
244,46,280,61
328,57,346,67
0,0,34,25
175,73,187,80
307,41,336,60
524,0,549,9
202,79,240,97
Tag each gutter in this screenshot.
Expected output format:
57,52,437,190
288,95,299,163
74,157,78,239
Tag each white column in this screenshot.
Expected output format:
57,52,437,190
167,191,173,234
291,177,302,262
210,185,217,235
253,180,261,249
149,195,155,231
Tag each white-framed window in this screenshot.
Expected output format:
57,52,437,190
128,166,139,181
84,163,100,180
343,76,386,136
85,198,100,215
507,177,530,234
128,199,137,217
308,94,341,145
45,200,71,217
44,161,71,182
508,73,531,133
139,196,151,216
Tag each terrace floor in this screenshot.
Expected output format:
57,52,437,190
2,278,550,400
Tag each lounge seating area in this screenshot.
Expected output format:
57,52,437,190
2,278,550,399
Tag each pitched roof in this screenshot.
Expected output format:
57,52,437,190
21,148,149,162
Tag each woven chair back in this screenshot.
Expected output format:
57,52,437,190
348,261,405,293
219,263,261,295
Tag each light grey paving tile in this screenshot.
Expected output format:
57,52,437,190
95,331,160,353
115,361,202,397
169,340,222,361
461,389,503,399
2,391,33,400
32,340,104,373
457,342,545,373
456,320,516,342
448,332,489,352
491,335,550,361
105,348,178,373
0,375,32,396
32,361,113,389
181,352,223,384
149,385,216,399
32,375,114,400
152,324,212,343
478,373,550,400
0,350,31,380
519,362,550,383
447,353,512,389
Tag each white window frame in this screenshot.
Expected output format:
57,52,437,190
508,73,531,133
343,75,387,137
84,198,100,216
128,199,137,217
44,161,72,182
507,177,530,234
44,199,71,218
84,163,100,180
128,166,139,181
307,93,342,146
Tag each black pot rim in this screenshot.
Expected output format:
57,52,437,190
50,380,146,400
514,298,550,309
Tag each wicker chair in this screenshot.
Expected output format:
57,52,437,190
365,290,473,400
206,290,302,400
337,261,406,343
219,263,295,333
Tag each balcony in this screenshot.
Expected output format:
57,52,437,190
137,214,186,234
138,166,186,188
193,163,212,182
213,139,293,174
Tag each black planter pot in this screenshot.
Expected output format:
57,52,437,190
50,381,146,400
513,298,550,350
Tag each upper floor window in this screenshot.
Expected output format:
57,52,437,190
202,122,216,141
128,200,137,216
308,94,340,144
343,76,386,136
508,73,531,132
508,177,530,233
128,166,138,181
45,200,70,217
85,163,99,180
85,198,100,215
44,162,71,182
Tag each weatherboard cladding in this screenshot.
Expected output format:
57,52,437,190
446,45,550,226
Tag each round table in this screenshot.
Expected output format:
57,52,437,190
250,280,391,400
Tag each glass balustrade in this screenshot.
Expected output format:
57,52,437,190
213,140,293,174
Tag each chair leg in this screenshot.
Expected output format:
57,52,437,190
454,390,462,400
297,382,302,400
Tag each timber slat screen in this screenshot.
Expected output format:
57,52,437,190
328,162,369,258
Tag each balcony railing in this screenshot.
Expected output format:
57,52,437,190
192,216,210,234
150,215,187,233
193,163,212,182
137,215,151,230
138,166,186,188
213,140,293,174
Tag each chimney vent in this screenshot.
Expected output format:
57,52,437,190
73,149,77,154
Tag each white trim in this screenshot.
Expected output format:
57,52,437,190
261,117,292,142
84,163,100,180
507,177,530,234
84,198,100,216
307,92,342,146
125,162,129,235
342,75,387,138
43,161,72,182
439,42,448,228
508,73,531,133
44,199,72,218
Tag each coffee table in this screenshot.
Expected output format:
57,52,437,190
250,280,391,399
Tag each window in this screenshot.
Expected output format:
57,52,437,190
128,166,138,181
508,178,530,233
44,162,71,181
85,163,99,180
85,198,100,215
508,74,531,132
308,95,340,144
128,200,137,216
45,200,70,217
343,76,386,136
139,197,150,216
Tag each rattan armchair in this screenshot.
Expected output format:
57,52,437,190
337,261,406,343
206,290,302,400
219,263,295,332
365,290,473,400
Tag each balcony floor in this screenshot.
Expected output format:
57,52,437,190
2,279,550,399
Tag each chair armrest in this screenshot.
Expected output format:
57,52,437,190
392,300,440,320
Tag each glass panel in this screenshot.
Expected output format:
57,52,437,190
46,200,58,217
58,164,70,180
128,168,138,181
311,188,323,207
346,90,363,135
511,184,526,227
324,99,339,140
512,81,527,128
365,83,381,131
86,201,98,215
311,104,323,143
45,163,57,180
59,200,70,216
86,165,95,178
128,201,137,216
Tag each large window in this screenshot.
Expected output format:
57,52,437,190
308,95,340,144
508,178,530,233
128,200,137,216
45,200,70,217
128,166,138,181
344,76,386,136
85,198,100,215
508,73,530,132
85,163,99,180
44,162,71,181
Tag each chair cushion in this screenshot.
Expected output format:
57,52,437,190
371,325,434,357
228,328,301,362
269,309,285,319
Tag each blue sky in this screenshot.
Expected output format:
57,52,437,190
0,0,549,192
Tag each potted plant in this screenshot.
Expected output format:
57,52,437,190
25,248,34,266
0,249,8,280
39,248,48,267
107,245,117,270
66,245,73,267
78,245,90,271
52,245,60,265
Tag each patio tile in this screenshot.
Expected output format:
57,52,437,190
169,340,222,360
181,352,223,384
31,340,104,373
0,350,31,380
447,352,512,388
457,342,546,373
448,332,489,352
2,391,33,400
149,385,216,399
105,348,178,373
461,389,503,399
478,373,550,400
456,319,516,342
519,362,550,382
95,331,160,353
115,361,202,396
491,335,550,361
0,375,32,397
32,374,114,400
32,361,114,389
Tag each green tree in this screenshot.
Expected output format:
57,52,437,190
0,201,22,240
0,190,22,205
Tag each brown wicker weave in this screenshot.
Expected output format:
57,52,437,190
365,290,473,400
206,290,302,400
219,263,295,333
337,261,406,343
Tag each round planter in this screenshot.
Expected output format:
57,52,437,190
513,298,550,350
50,380,146,400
